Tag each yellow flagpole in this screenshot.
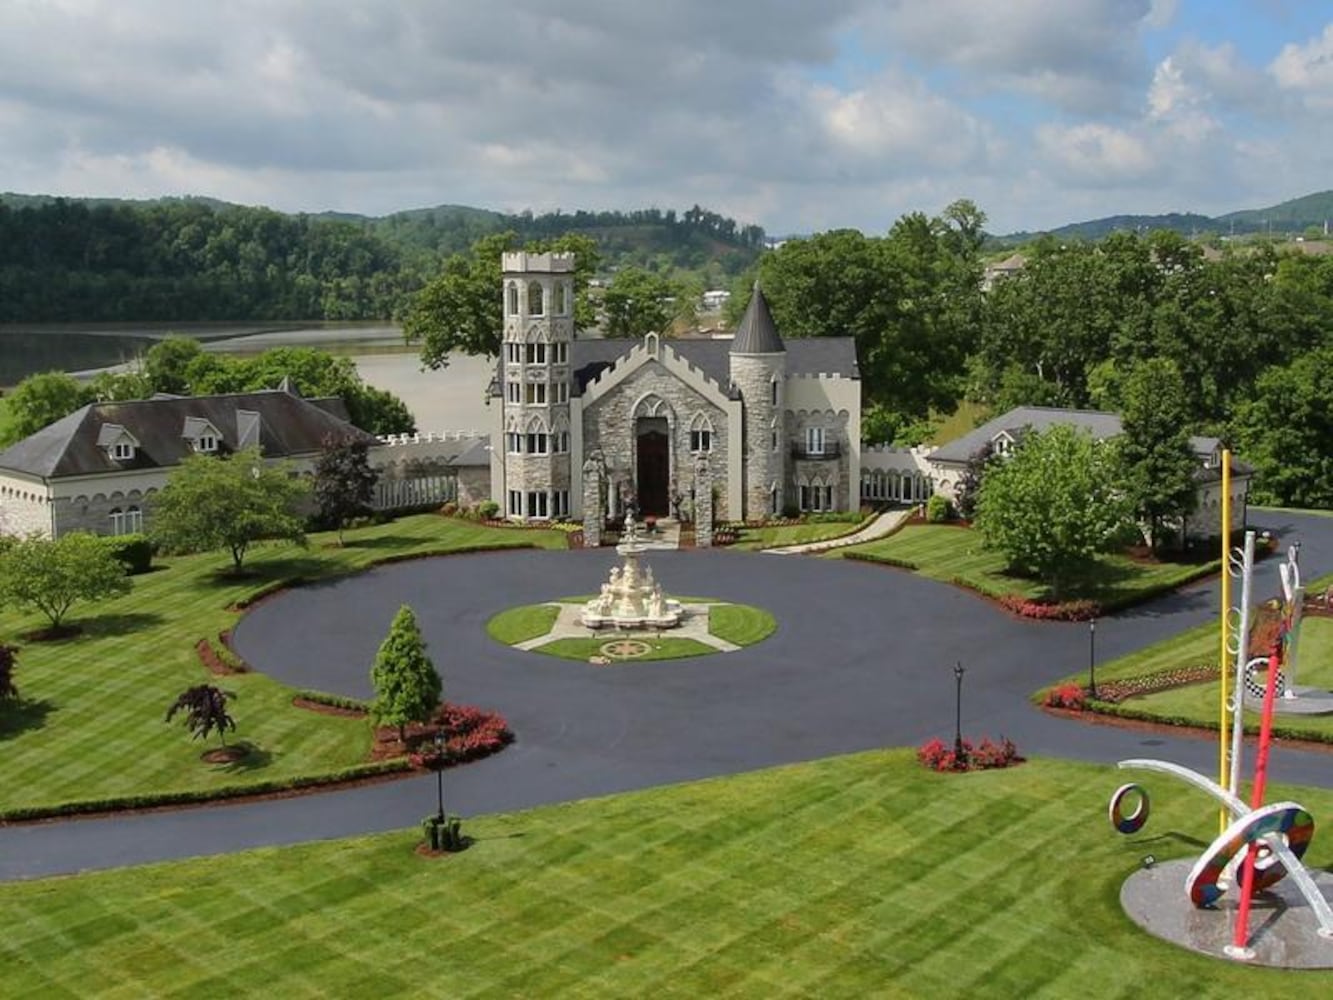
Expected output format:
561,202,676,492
1218,449,1232,834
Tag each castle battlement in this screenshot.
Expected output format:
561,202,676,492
501,251,576,273
376,430,485,446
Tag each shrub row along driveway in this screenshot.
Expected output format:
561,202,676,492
3,510,1332,881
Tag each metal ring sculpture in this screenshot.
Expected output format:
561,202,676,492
1186,802,1316,908
1108,783,1151,835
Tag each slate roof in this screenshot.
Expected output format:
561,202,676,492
452,437,492,468
930,405,1251,473
0,390,372,480
731,286,785,354
566,336,858,395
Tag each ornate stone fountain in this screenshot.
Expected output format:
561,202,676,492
582,518,683,630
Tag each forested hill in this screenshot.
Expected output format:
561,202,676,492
993,189,1333,245
0,195,764,323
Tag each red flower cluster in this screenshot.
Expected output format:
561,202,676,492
1043,683,1087,710
998,596,1100,621
916,736,1023,772
408,702,513,770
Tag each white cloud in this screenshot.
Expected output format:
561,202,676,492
0,2,1329,236
860,0,1160,112
1270,24,1333,108
1036,123,1157,186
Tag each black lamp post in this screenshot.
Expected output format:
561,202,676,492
433,730,446,822
953,661,966,764
1088,618,1098,700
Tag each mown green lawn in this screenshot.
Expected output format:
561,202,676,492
925,399,991,446
837,524,1218,607
1123,615,1333,740
1041,576,1333,742
3,752,1329,997
707,603,777,645
486,603,562,645
728,518,866,552
0,516,567,815
537,636,717,661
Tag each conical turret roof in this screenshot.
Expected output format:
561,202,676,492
731,283,785,354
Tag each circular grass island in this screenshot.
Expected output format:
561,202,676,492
487,597,777,663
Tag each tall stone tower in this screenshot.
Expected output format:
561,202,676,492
729,284,787,518
499,252,576,520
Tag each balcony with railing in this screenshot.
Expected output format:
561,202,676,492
790,442,842,461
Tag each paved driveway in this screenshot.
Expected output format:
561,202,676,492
2,510,1331,881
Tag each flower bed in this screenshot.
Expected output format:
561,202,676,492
1042,664,1222,710
996,595,1100,621
917,736,1023,772
392,702,514,768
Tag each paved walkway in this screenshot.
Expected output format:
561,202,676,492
763,507,915,554
3,509,1333,882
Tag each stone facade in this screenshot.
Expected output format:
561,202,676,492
730,352,785,518
581,356,732,522
489,256,862,528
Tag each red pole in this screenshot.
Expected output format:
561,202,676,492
1231,645,1282,955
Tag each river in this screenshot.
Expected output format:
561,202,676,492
0,322,494,434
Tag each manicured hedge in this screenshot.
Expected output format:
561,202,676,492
0,759,411,824
295,689,371,713
105,533,154,575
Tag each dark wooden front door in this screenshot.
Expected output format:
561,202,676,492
636,429,670,516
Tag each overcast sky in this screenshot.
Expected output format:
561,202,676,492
2,1,1331,235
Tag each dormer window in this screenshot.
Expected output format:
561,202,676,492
182,416,222,454
97,422,140,462
992,432,1014,457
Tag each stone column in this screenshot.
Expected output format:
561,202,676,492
694,454,713,548
582,457,604,548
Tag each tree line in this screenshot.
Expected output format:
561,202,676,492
0,198,764,323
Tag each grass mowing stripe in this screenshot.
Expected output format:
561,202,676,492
4,752,1333,996
0,515,565,815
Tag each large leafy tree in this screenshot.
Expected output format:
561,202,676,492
165,685,237,746
601,266,690,337
403,232,601,366
748,204,982,438
144,335,206,394
974,424,1131,598
1232,345,1333,508
370,605,442,742
0,372,94,445
314,435,379,544
0,533,131,630
152,446,309,572
1117,358,1199,551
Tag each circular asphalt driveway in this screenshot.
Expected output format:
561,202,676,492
3,510,1332,881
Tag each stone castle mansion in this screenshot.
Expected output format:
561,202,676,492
491,251,865,530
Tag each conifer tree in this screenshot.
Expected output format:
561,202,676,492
370,605,441,742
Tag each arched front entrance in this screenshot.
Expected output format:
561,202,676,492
636,417,670,516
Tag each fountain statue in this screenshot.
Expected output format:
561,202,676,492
582,517,683,629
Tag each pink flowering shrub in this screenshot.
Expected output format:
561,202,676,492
407,702,513,769
998,596,1100,621
917,736,1023,772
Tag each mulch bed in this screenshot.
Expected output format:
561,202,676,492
1042,705,1333,755
414,842,470,859
200,746,249,764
